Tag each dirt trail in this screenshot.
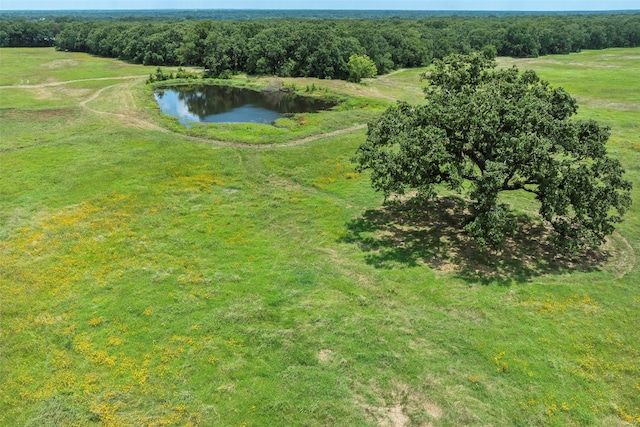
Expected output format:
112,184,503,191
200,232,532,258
3,75,368,150
77,79,169,132
0,75,149,89
376,68,408,79
67,76,368,149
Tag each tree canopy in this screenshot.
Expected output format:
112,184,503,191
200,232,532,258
348,54,378,83
2,13,639,80
353,53,632,252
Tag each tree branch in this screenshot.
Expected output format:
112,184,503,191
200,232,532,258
463,148,485,173
502,181,537,194
502,169,516,189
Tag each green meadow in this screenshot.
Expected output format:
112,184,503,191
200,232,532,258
0,47,638,426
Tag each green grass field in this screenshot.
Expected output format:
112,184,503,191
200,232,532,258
1,47,638,426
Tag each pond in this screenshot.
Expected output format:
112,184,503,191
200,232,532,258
154,85,335,126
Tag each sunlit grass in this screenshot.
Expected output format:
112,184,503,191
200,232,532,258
1,47,639,426
0,48,150,86
498,48,640,107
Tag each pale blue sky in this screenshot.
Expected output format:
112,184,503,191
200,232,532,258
0,0,638,11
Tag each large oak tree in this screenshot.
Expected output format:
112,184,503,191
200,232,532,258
353,53,632,251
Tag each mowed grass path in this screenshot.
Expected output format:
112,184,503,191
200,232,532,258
1,48,639,426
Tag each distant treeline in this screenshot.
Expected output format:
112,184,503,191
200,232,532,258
1,14,639,80
5,9,638,21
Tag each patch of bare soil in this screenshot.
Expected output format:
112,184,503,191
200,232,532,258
423,402,443,419
361,403,410,427
31,86,56,101
54,86,93,102
41,59,80,69
318,349,333,362
357,382,443,427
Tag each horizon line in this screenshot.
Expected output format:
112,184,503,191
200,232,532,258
2,8,639,12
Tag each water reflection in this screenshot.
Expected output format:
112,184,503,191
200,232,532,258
154,85,334,125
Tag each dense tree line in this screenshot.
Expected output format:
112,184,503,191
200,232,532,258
1,14,638,79
0,19,62,47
